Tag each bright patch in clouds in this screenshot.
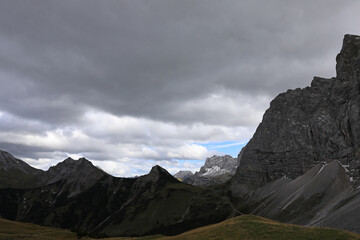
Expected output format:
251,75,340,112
91,158,205,177
0,109,253,176
198,141,248,158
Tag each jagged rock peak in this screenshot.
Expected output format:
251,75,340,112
149,165,170,175
201,155,239,174
174,170,193,180
53,157,94,168
42,156,107,186
181,155,240,186
336,34,360,80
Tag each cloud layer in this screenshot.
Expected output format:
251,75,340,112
0,0,360,175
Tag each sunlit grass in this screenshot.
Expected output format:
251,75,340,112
106,215,360,240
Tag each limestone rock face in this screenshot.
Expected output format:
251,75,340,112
233,34,360,187
184,155,239,186
174,171,193,181
199,155,239,176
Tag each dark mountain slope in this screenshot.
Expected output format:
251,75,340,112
249,161,351,223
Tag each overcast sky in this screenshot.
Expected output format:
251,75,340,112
0,0,360,176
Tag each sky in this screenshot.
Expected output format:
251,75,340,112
0,0,360,177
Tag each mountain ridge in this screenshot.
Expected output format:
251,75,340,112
180,155,239,186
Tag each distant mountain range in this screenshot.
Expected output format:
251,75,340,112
0,150,235,237
1,34,360,237
174,155,239,186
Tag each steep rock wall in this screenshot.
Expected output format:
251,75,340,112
234,34,360,187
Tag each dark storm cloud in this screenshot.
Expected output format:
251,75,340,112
1,0,359,126
0,142,52,159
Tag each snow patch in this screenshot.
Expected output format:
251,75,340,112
202,166,229,177
338,161,350,173
282,175,291,180
316,162,327,175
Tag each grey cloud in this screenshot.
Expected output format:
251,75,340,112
0,142,55,159
1,0,359,127
1,0,360,169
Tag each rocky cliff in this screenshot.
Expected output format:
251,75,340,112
233,34,360,188
174,170,193,181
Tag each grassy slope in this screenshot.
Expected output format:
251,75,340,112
0,217,76,240
1,215,359,240
109,215,360,240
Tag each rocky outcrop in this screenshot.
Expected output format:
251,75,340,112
183,155,239,186
199,155,239,176
174,171,193,181
233,34,360,188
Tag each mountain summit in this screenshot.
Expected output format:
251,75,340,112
234,34,360,187
40,157,109,197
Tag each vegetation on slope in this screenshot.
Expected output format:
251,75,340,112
0,217,76,240
2,215,359,240
155,215,360,240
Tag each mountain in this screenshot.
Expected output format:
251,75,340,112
249,161,351,223
40,157,109,197
0,150,43,189
182,155,239,186
227,34,360,234
233,34,360,188
173,171,193,181
0,156,234,237
229,160,360,233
